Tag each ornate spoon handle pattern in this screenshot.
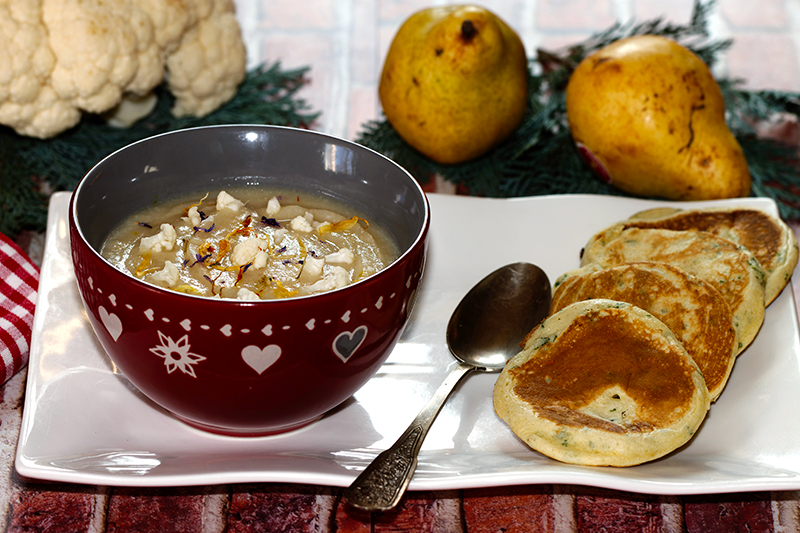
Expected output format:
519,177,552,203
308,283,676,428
344,362,474,511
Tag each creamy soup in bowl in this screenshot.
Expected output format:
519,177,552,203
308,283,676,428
101,189,399,300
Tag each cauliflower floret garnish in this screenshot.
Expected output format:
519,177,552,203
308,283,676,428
299,254,325,281
325,248,354,265
186,205,217,229
232,237,267,266
186,205,202,228
273,228,288,245
0,0,246,139
148,260,180,287
235,287,260,301
139,223,177,253
290,215,313,233
266,196,281,217
216,190,243,212
304,266,350,294
253,250,268,269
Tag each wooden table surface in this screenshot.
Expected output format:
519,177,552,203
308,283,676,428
4,1,800,530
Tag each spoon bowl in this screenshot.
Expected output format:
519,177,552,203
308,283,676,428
447,262,553,370
344,262,552,511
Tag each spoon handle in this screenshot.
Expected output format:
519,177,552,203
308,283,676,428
343,362,475,512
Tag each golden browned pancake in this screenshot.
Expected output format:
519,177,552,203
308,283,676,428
624,206,798,305
581,227,766,353
551,262,737,401
493,299,710,467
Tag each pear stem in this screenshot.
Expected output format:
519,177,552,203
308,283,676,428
461,20,478,42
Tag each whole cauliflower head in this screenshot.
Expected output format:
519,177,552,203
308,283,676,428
0,0,246,138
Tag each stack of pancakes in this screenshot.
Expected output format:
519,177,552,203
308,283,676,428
494,206,799,467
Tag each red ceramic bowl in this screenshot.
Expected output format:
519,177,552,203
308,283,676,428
69,125,429,436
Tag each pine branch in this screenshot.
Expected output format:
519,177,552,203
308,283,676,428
536,0,728,91
741,135,800,219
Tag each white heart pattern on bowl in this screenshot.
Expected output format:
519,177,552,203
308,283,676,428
83,265,423,377
333,325,368,363
241,344,282,374
98,306,123,342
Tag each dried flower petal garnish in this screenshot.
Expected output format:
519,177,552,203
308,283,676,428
209,263,244,273
191,253,212,267
193,223,216,234
135,254,152,277
203,271,226,296
235,263,252,285
174,284,202,295
137,222,152,229
183,193,210,216
270,278,298,298
198,241,215,256
318,216,368,234
225,216,252,240
216,239,231,262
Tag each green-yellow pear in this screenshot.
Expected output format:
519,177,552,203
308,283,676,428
566,35,751,200
379,5,528,164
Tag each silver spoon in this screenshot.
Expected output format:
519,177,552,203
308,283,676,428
343,262,552,512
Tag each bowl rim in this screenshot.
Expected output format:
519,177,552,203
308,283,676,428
70,124,430,304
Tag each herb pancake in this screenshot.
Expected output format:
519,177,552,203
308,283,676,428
493,299,710,467
581,227,766,353
624,206,798,305
552,262,737,401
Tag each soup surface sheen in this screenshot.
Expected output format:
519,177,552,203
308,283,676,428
101,189,399,300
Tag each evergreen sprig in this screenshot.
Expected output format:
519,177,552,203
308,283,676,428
0,62,319,238
355,0,800,221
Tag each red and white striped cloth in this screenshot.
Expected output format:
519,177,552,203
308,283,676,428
0,233,39,385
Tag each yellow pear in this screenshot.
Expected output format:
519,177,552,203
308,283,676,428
379,5,528,164
566,35,751,200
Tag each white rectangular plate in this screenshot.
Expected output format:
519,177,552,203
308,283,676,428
15,191,800,494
